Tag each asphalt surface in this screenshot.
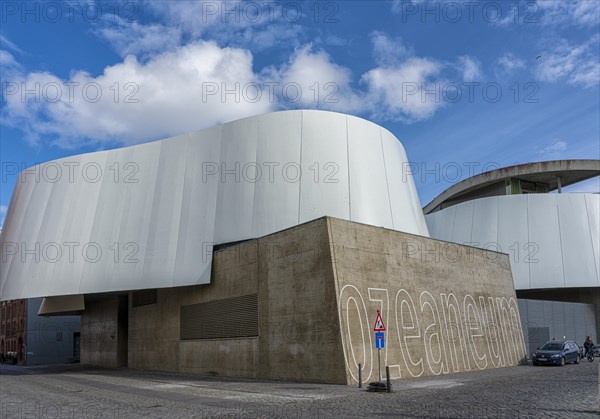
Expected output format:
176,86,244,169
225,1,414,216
0,360,598,418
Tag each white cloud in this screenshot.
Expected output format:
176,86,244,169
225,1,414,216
360,33,470,122
142,0,238,37
139,1,306,51
0,35,24,54
497,52,526,75
264,45,363,113
370,31,413,67
536,36,600,88
2,29,484,148
89,1,308,58
95,17,182,58
492,4,520,27
456,56,482,82
0,36,24,80
540,140,567,154
362,57,445,122
271,38,475,123
322,35,349,48
484,1,600,27
0,49,20,70
536,0,600,27
2,41,274,148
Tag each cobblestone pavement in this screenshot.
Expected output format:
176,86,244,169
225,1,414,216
1,361,598,418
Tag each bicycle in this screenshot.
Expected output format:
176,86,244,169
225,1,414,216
582,349,595,362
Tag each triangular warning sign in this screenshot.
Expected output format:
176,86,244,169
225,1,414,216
374,310,386,332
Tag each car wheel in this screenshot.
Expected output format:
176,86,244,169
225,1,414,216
560,357,565,366
532,361,537,366
574,355,580,364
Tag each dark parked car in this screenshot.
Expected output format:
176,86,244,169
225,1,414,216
593,344,600,356
532,340,581,366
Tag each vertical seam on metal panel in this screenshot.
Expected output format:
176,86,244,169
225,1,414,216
297,111,303,225
526,195,531,289
379,128,394,229
172,137,191,287
0,172,24,297
450,205,457,242
11,168,56,298
468,199,475,246
78,151,114,294
495,196,500,259
495,196,506,286
111,150,129,290
212,125,224,244
31,164,60,297
215,123,226,244
250,118,260,237
555,195,566,287
137,145,160,287
345,116,351,220
584,195,600,285
404,145,419,234
556,300,568,340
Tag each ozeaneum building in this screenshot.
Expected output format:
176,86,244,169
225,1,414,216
0,110,526,383
425,160,600,354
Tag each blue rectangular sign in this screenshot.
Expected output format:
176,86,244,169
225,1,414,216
375,332,385,349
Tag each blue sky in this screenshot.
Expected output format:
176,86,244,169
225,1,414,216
1,0,599,226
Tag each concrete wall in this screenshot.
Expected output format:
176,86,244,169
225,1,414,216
83,217,526,384
518,298,597,358
80,296,123,368
128,289,179,372
126,218,345,382
517,288,600,340
25,298,80,365
328,218,527,384
179,235,261,378
256,218,346,383
128,234,260,376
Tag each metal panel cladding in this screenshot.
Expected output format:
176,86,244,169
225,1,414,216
0,110,428,300
425,194,600,290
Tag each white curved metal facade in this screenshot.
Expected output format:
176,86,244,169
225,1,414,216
426,194,600,290
0,110,429,301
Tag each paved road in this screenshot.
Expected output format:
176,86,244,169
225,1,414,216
1,361,598,418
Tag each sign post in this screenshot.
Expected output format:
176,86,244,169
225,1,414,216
373,310,386,383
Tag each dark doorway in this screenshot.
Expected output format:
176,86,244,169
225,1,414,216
528,326,550,359
117,295,128,368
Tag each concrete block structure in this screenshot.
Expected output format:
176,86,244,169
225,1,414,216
81,217,526,384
